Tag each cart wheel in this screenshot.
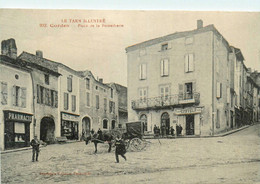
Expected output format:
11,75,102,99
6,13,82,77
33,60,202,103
130,138,146,151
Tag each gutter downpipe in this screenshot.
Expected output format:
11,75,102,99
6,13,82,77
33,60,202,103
212,32,215,136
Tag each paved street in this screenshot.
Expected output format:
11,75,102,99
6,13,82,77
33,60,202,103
1,124,260,184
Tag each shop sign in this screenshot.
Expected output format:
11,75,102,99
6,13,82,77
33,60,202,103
174,107,202,115
5,111,32,122
61,112,79,121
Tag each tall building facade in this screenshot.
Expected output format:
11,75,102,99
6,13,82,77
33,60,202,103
126,20,253,136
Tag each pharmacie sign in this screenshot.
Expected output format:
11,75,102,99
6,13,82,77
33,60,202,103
174,107,202,115
4,110,32,122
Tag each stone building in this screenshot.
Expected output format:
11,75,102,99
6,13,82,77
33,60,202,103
126,20,243,136
18,51,60,143
78,71,119,136
0,39,34,150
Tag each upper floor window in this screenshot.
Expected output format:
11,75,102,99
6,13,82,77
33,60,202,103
185,37,194,45
44,74,49,85
12,85,26,108
217,82,222,98
160,85,170,100
86,78,90,90
67,76,72,92
86,92,90,107
64,92,69,110
104,98,107,111
179,82,196,100
96,95,99,109
1,82,8,105
111,88,113,98
72,95,76,112
139,63,147,80
160,59,169,77
37,85,58,108
139,88,148,103
161,43,168,51
109,101,115,113
184,54,194,73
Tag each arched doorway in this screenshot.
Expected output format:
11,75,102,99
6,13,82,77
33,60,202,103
140,114,147,133
82,117,91,136
111,120,116,129
161,112,170,136
40,117,55,143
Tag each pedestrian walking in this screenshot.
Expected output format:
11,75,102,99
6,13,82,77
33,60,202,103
30,135,40,162
115,135,126,163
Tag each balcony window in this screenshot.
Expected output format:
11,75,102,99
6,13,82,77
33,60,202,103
139,88,147,103
184,83,193,99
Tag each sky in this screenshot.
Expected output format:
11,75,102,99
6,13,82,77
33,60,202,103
0,9,260,86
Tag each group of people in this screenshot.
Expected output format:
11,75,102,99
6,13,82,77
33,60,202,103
153,124,183,137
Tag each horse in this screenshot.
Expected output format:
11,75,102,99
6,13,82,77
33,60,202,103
85,133,114,153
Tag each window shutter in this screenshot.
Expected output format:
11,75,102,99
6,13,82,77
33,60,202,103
178,84,184,100
37,85,40,103
20,87,26,108
189,54,194,71
217,82,221,98
164,59,169,75
54,91,58,108
184,55,189,72
12,85,16,106
192,82,196,93
1,82,8,105
139,65,142,79
142,64,146,79
160,60,164,76
227,87,230,103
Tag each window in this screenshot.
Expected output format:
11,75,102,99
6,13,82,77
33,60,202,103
160,85,170,100
44,74,49,85
217,82,222,98
20,87,26,108
12,86,20,106
160,59,169,76
111,88,113,98
103,119,108,129
185,37,193,45
86,92,90,107
216,109,220,128
118,124,122,128
184,54,194,72
37,85,58,108
161,43,168,51
109,101,115,113
139,88,147,103
1,82,8,105
67,76,72,92
86,78,90,90
112,120,116,129
72,95,76,112
184,83,193,99
179,82,196,100
96,86,98,90
104,98,107,111
64,93,69,110
139,64,147,80
227,87,230,104
96,95,99,109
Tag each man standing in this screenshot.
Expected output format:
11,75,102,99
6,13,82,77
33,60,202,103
115,135,126,163
30,135,40,162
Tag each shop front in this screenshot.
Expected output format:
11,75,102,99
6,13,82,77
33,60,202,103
174,107,202,136
4,110,33,150
61,112,79,140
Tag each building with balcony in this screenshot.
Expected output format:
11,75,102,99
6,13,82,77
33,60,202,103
126,20,236,136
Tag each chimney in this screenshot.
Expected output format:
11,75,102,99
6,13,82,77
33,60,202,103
197,19,203,29
99,78,103,83
36,50,43,58
1,38,17,59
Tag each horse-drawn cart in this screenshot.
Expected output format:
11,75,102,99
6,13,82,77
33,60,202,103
122,121,148,151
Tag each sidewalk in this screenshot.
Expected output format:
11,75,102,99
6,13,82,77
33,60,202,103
0,140,80,154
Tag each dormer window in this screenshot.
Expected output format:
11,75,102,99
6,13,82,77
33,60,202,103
161,43,168,51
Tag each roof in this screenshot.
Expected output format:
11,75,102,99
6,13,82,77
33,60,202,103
0,55,32,72
125,24,231,53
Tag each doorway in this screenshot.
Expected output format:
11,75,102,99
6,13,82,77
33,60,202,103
82,117,91,136
161,112,170,136
186,115,194,135
40,117,55,143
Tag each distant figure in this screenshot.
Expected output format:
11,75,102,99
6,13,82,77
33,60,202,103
157,127,161,137
179,124,183,136
115,135,126,163
97,128,103,140
30,135,40,162
153,125,157,135
90,129,95,135
176,124,180,136
170,126,175,136
161,126,166,137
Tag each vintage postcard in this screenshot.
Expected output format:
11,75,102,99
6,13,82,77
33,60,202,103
0,9,260,183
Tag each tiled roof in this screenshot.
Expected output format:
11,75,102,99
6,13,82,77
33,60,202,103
125,24,231,52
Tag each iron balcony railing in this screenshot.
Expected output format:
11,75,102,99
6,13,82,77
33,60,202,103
132,92,200,110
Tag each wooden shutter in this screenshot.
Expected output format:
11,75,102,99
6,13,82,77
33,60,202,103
160,60,164,76
227,87,230,103
189,54,194,71
12,85,16,106
20,87,26,108
54,91,58,108
178,84,184,100
139,65,142,79
217,82,222,98
184,55,189,72
142,64,146,79
1,82,8,105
